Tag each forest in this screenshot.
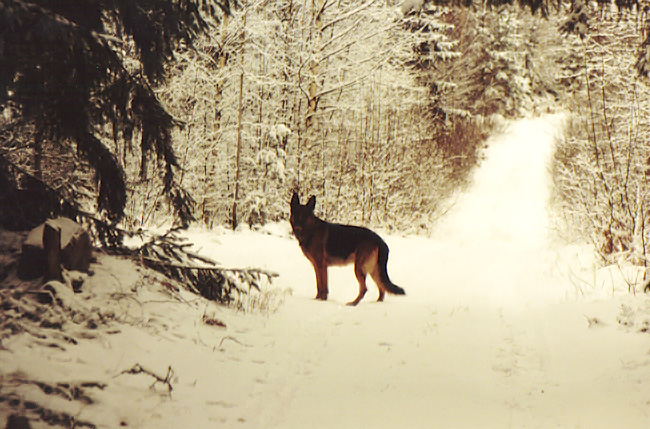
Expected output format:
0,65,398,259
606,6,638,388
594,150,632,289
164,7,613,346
4,2,650,427
2,0,650,271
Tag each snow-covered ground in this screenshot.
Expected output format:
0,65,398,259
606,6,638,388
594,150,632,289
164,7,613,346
2,115,650,428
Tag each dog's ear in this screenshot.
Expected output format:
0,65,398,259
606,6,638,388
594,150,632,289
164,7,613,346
306,195,316,211
290,192,300,208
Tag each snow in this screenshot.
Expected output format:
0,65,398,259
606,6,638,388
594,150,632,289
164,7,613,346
24,217,86,249
2,115,650,428
401,0,424,15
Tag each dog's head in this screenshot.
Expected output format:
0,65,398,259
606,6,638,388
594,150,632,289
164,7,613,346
290,193,316,235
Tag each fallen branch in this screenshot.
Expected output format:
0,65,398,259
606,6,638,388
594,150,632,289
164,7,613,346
112,228,278,305
141,257,278,278
221,267,279,278
117,364,174,397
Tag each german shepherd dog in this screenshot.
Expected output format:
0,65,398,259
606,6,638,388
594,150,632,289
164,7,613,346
289,193,405,306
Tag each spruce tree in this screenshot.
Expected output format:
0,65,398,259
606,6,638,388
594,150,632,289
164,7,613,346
0,0,234,232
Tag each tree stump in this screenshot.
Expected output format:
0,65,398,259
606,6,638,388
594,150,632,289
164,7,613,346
18,217,92,280
43,221,63,282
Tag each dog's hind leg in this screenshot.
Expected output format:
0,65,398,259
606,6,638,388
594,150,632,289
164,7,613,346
347,263,368,306
371,268,386,302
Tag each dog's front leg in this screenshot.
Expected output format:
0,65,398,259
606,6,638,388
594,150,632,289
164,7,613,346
312,261,328,300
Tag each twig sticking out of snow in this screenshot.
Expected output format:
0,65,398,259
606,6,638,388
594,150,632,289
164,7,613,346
217,336,251,352
584,315,603,328
117,364,174,397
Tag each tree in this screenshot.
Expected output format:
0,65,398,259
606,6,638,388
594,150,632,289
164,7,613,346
553,13,650,268
159,1,514,231
0,0,235,233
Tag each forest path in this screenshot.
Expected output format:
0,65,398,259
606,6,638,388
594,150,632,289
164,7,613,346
192,115,650,428
235,295,647,429
3,117,649,428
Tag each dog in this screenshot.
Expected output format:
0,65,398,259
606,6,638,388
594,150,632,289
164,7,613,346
289,193,405,305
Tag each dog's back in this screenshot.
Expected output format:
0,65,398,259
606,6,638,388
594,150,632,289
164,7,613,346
324,223,380,265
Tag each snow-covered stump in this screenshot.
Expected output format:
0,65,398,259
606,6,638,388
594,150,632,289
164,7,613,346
43,220,64,282
18,217,92,281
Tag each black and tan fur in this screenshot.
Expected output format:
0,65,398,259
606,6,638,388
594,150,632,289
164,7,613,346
289,193,405,306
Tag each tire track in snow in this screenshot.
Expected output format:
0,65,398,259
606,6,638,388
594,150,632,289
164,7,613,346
239,299,348,427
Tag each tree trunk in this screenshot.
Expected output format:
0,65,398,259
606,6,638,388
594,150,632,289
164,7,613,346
306,0,325,132
232,70,245,230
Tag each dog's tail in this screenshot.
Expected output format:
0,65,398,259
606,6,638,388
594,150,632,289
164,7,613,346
377,242,405,295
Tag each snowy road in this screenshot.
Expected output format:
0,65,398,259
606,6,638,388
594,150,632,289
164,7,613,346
224,295,649,428
193,229,650,428
188,116,650,428
3,116,649,428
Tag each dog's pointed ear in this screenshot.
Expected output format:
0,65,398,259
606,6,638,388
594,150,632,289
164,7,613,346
306,195,316,211
290,192,300,208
